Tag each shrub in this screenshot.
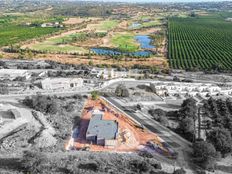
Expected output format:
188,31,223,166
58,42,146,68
78,162,99,171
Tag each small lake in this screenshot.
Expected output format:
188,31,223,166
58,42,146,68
91,48,152,57
91,35,155,57
135,35,155,49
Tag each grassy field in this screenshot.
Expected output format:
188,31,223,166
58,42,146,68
111,33,139,52
168,14,232,71
0,15,62,47
142,20,162,27
30,33,88,54
93,20,119,31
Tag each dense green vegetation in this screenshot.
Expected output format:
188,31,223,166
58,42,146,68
168,14,232,71
0,15,62,47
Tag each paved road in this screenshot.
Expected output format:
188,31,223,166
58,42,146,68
103,95,193,169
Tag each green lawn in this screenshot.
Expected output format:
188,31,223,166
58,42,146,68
29,33,88,54
31,43,87,53
111,33,139,52
142,20,161,27
97,20,119,31
47,33,86,44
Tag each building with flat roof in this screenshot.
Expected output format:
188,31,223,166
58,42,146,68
86,109,118,146
41,78,83,90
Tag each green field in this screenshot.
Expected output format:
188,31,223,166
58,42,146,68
97,20,119,31
168,14,232,70
142,20,161,27
111,33,139,52
30,33,88,54
0,15,62,47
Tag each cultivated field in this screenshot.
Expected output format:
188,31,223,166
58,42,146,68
168,13,232,70
0,15,62,47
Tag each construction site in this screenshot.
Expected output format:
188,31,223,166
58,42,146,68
66,97,175,158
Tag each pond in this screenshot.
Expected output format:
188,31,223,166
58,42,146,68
91,35,155,57
91,48,152,57
135,35,155,49
128,22,141,29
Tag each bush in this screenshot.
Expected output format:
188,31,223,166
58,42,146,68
115,84,129,97
78,162,99,171
193,141,217,170
129,160,150,173
207,128,232,157
91,91,99,100
173,168,186,174
23,95,59,114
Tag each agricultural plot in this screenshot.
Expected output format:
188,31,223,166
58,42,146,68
0,15,63,47
168,15,232,70
0,25,59,47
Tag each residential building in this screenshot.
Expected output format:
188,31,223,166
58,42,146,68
41,78,83,90
86,109,118,146
90,68,127,79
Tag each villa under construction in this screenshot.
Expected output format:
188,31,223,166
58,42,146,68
86,109,118,147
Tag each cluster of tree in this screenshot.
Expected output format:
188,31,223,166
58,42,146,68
202,97,232,156
23,94,59,114
192,140,220,171
53,2,113,17
137,83,156,93
0,84,9,95
115,84,129,97
47,70,89,78
148,108,169,127
20,150,184,174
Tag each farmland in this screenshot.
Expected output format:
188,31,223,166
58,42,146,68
0,24,60,47
168,14,232,71
0,15,64,47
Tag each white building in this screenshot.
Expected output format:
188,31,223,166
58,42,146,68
0,69,31,80
41,78,83,90
90,68,127,79
150,81,222,97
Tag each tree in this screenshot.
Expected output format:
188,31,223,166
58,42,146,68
91,91,99,100
115,84,129,97
178,117,194,134
178,98,197,120
88,60,93,66
173,168,186,174
21,151,47,173
22,95,59,114
207,128,232,156
0,85,9,94
193,141,218,170
148,108,166,120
